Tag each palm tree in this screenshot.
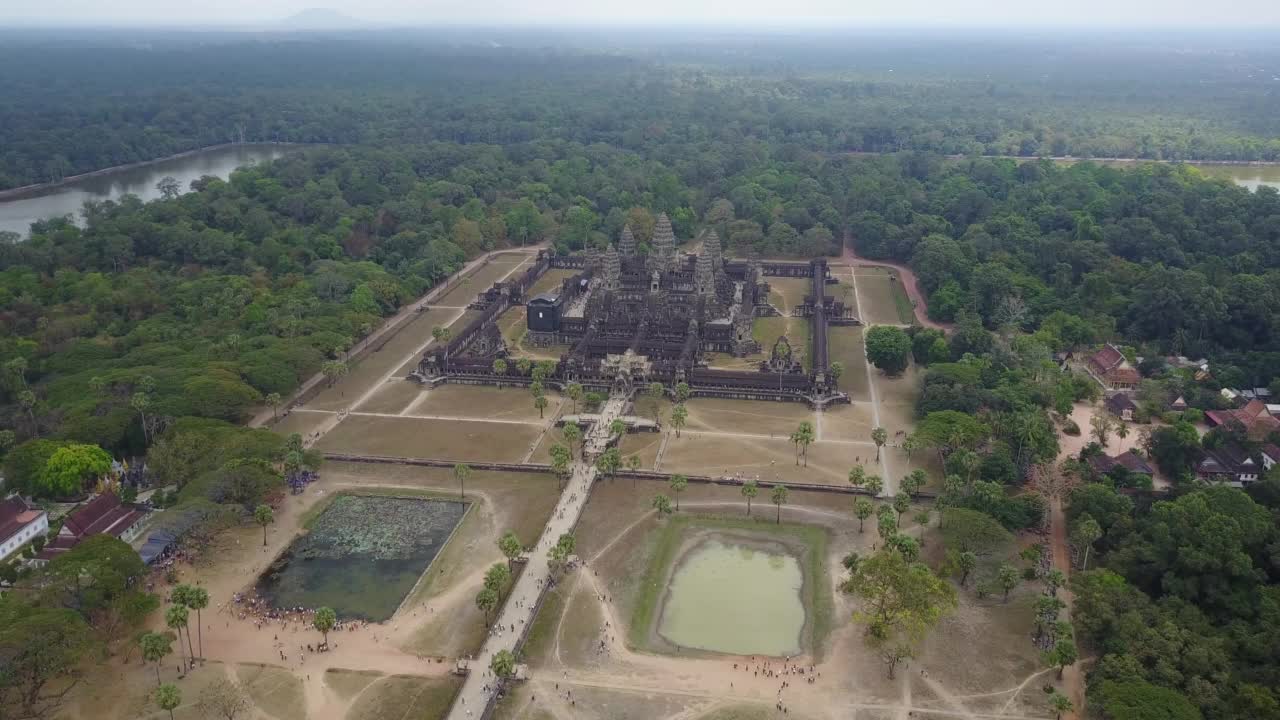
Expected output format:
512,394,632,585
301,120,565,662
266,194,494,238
266,392,282,419
515,358,532,376
853,497,873,532
741,479,758,516
165,605,190,672
141,632,173,687
770,484,789,524
997,563,1020,602
566,382,583,413
155,684,181,720
562,422,581,456
1049,691,1073,720
668,474,687,510
454,463,471,499
848,464,866,489
871,426,888,461
902,469,927,498
913,509,931,542
892,493,910,522
652,494,673,518
549,444,571,488
131,392,153,443
1071,516,1103,570
671,404,688,437
498,531,523,570
186,586,209,662
18,390,37,436
790,421,815,466
901,433,920,468
253,505,273,546
865,475,884,496
475,587,498,626
492,359,508,386
957,551,977,587
534,394,548,418
609,419,626,438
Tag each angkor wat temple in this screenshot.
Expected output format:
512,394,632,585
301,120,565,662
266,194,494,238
414,213,856,407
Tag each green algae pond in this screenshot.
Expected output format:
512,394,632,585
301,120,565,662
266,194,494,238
256,494,467,621
658,537,805,657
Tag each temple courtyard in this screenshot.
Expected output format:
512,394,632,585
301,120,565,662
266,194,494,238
71,249,1064,720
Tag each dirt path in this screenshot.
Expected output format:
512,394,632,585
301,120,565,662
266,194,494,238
840,238,950,332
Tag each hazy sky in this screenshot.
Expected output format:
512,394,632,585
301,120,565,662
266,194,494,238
3,0,1279,28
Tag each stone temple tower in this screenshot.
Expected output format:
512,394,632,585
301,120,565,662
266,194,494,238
695,247,715,298
619,224,637,257
648,213,677,274
602,243,621,291
703,229,723,272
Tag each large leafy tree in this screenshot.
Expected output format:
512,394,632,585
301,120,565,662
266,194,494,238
864,326,913,375
0,600,95,719
38,443,111,498
844,550,956,679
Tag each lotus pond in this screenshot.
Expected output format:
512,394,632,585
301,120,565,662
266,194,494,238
256,494,467,621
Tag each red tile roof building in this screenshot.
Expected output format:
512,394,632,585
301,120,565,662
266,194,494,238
1086,344,1140,391
35,493,146,563
0,497,49,562
1205,400,1280,441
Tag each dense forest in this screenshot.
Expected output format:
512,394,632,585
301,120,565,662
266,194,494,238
2,30,1280,719
3,31,1280,189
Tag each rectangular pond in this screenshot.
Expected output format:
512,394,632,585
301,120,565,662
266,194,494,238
658,537,805,657
256,494,467,622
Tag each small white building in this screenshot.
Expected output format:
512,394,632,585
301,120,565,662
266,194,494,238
0,496,49,562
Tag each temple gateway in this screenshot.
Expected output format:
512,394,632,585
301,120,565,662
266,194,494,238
415,213,857,407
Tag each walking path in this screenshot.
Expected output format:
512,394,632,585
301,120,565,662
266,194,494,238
447,390,628,720
842,262,896,496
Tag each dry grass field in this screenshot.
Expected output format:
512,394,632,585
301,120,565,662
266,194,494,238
314,414,544,462
493,479,1056,720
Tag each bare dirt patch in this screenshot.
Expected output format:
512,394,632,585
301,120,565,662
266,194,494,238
659,433,862,487
682,397,815,436
411,384,561,423
435,258,531,307
314,414,543,462
344,673,462,720
358,380,425,415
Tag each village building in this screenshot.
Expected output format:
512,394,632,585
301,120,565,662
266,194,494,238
35,493,147,564
1105,393,1138,422
1195,443,1263,488
1088,450,1155,480
1085,344,1140,392
1261,444,1280,472
0,497,49,563
1205,399,1280,441
1169,395,1188,412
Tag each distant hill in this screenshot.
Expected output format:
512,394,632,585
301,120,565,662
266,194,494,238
278,8,363,30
